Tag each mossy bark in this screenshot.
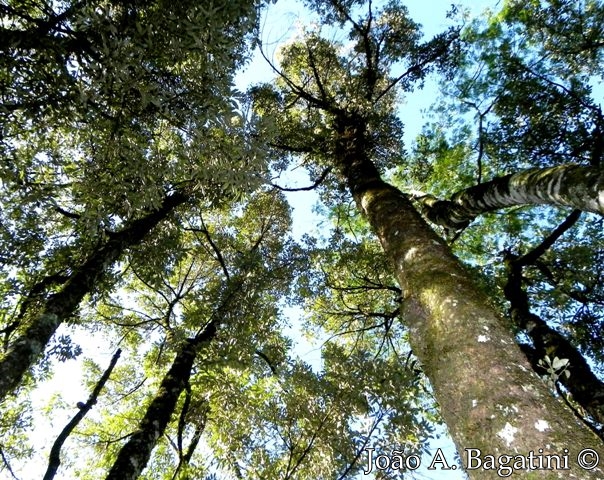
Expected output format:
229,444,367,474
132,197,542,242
335,118,604,479
419,164,604,229
0,192,188,403
105,323,216,480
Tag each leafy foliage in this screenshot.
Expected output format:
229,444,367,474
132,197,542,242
2,0,604,478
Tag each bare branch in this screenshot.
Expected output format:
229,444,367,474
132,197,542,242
43,348,122,480
516,209,582,267
185,216,230,281
271,167,332,192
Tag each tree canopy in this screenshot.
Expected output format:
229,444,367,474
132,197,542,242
1,0,604,479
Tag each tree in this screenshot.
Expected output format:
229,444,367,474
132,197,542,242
407,0,604,432
251,0,604,477
104,190,295,480
0,0,265,403
3,0,604,479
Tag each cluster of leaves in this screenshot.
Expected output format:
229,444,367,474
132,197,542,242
0,0,267,352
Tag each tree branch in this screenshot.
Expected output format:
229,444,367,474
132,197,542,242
270,167,332,192
516,209,582,266
255,349,278,375
418,164,603,230
43,348,122,480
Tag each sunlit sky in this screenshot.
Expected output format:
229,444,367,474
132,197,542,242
21,1,501,479
233,2,499,479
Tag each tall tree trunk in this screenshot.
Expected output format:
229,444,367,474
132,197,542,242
335,117,604,478
105,322,216,480
0,192,188,403
416,164,604,229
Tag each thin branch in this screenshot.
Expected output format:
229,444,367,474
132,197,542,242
54,206,81,220
555,381,604,441
176,382,192,461
516,209,582,266
0,446,20,480
374,30,459,104
267,142,315,154
258,45,333,112
255,349,278,375
186,217,230,280
271,167,332,192
306,42,330,103
336,407,387,480
43,348,122,480
171,425,203,480
113,376,147,403
284,408,334,480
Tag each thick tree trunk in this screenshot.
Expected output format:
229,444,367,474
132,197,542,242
0,192,188,403
418,164,604,229
105,322,216,480
335,118,604,478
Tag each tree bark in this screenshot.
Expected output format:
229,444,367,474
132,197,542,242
501,204,604,429
335,117,604,478
43,348,122,480
105,322,216,480
417,164,604,229
0,191,188,403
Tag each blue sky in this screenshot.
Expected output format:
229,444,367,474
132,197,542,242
18,2,501,479
234,2,498,479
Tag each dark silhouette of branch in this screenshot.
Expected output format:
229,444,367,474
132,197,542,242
184,218,230,280
171,384,208,480
54,206,81,220
284,408,333,480
255,349,278,375
374,29,459,104
336,406,387,480
0,446,20,480
515,209,582,266
271,167,332,192
504,211,604,426
43,348,122,480
0,190,188,403
258,45,334,112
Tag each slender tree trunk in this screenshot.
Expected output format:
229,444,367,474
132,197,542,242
335,117,604,478
43,348,122,480
0,192,188,403
417,164,604,229
503,219,604,427
105,265,254,479
105,322,216,480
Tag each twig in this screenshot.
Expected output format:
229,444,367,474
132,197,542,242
271,167,332,192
